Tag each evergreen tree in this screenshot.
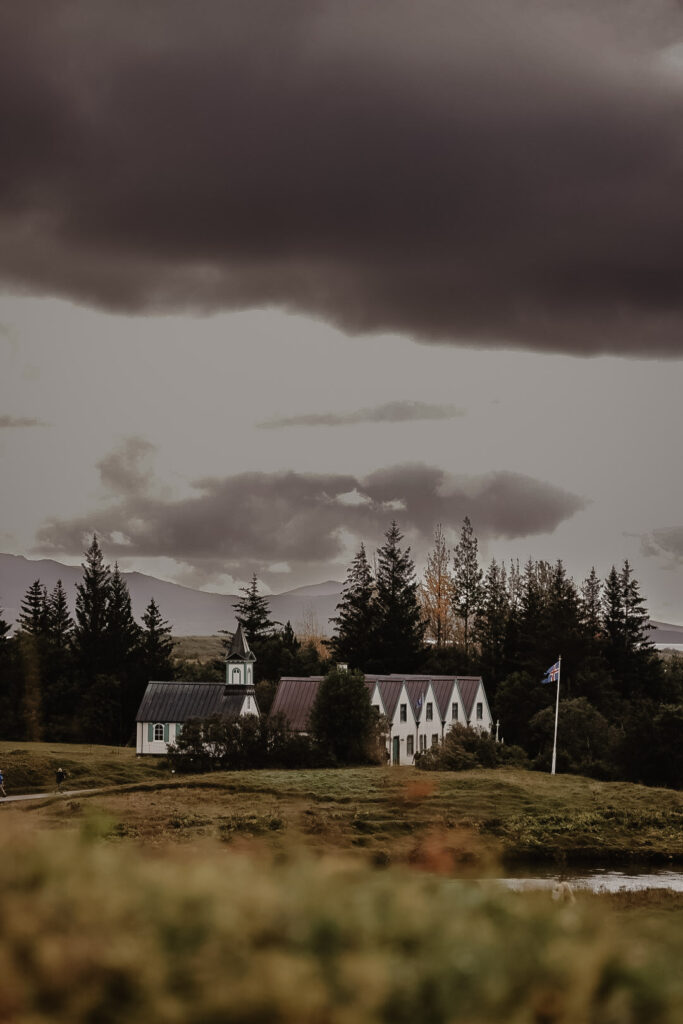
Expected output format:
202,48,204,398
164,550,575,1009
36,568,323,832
452,516,483,660
18,580,48,636
372,521,424,672
139,598,174,680
232,574,274,646
309,666,376,763
580,568,602,644
419,524,456,647
41,580,76,740
329,543,376,669
106,563,140,675
73,535,112,679
46,580,73,651
473,558,509,697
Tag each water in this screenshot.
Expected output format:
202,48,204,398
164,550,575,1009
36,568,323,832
496,866,683,893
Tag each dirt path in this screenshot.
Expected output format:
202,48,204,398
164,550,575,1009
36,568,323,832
0,788,105,804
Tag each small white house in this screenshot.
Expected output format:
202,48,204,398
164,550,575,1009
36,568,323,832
271,673,493,765
135,624,259,754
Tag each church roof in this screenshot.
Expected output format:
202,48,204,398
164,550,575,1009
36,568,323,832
227,623,255,660
136,681,248,722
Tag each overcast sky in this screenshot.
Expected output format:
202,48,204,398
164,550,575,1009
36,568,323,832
2,0,683,621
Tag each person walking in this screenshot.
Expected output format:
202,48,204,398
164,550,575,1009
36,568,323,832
55,768,66,792
0,769,6,798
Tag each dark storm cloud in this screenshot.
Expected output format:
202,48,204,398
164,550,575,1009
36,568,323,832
2,1,683,356
35,460,586,578
0,415,46,428
258,401,464,429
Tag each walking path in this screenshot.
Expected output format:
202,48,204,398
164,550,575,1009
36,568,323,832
0,788,105,804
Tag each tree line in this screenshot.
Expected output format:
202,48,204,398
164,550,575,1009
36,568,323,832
0,537,174,744
329,518,683,786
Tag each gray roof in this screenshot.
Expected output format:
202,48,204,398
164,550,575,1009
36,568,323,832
135,681,250,722
270,674,486,730
228,623,255,660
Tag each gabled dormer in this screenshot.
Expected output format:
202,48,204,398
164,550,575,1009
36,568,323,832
225,623,256,691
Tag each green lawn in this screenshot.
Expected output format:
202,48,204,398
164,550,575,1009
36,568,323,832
0,740,165,793
4,744,683,865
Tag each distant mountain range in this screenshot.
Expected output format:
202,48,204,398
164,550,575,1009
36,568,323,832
2,552,683,646
0,553,342,636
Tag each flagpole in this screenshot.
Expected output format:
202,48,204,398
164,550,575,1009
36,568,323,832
550,655,561,776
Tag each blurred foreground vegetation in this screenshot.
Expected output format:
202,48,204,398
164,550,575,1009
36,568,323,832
1,820,683,1024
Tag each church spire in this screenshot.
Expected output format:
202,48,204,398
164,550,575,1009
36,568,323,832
225,623,256,690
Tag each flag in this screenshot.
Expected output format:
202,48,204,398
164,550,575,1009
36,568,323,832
542,661,560,685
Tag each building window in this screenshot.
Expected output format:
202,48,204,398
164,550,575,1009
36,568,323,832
476,702,483,720
232,667,240,683
452,703,458,720
154,723,164,741
426,702,433,721
419,734,427,751
407,735,414,756
400,704,407,722
373,704,380,716
432,734,439,747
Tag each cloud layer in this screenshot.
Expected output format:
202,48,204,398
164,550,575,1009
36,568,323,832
0,415,46,428
1,1,683,356
35,447,586,583
258,401,464,429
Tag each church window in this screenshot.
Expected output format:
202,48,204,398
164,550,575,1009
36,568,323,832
399,704,407,722
154,723,164,741
476,702,483,720
426,702,433,721
232,667,241,683
452,703,458,720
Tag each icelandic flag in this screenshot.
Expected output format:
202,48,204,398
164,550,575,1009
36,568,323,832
542,661,560,685
417,694,423,708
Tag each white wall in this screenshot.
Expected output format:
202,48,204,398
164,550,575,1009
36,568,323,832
387,684,418,765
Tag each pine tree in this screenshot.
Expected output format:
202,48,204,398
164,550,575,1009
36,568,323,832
232,574,274,646
452,516,483,660
329,543,376,669
139,598,174,679
18,580,48,636
106,563,140,675
580,568,602,643
473,558,509,696
46,580,73,650
419,524,456,647
372,521,424,672
73,535,112,680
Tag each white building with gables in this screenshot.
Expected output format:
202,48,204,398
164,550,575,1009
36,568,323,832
135,624,258,754
270,673,492,765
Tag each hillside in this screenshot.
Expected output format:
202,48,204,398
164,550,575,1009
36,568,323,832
0,553,341,636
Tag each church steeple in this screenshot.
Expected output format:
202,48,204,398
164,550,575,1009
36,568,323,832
225,623,256,690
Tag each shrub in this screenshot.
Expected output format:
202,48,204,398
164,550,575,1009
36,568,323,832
416,723,528,772
166,713,329,773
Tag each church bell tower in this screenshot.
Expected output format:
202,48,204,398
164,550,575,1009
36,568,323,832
225,623,256,692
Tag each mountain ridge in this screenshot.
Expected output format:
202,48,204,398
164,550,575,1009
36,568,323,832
0,553,342,636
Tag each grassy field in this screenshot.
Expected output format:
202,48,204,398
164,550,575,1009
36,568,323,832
3,745,683,1022
3,743,683,866
1,821,683,1024
171,634,225,662
0,740,165,793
